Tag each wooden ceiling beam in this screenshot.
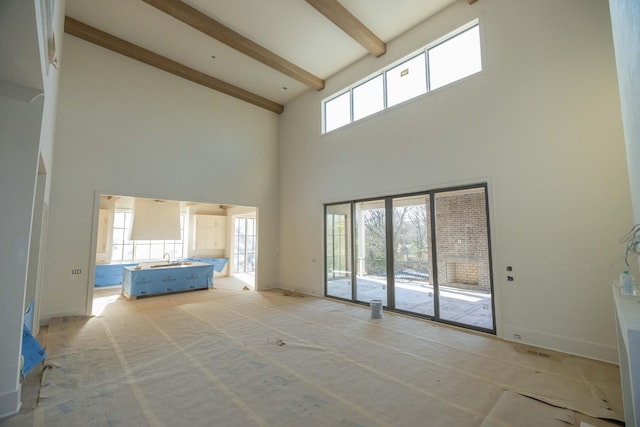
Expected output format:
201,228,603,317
141,0,324,91
305,0,386,57
64,17,283,114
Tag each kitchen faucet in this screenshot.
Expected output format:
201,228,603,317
164,253,171,264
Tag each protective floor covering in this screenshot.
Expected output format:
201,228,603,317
0,282,625,427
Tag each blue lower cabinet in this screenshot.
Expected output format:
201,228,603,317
122,263,215,298
133,280,153,296
183,271,204,290
95,263,137,287
160,272,179,293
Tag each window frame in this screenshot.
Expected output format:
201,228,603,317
321,19,481,134
234,217,256,274
326,212,349,280
427,24,482,91
323,90,352,133
111,209,186,262
385,51,428,109
352,73,385,121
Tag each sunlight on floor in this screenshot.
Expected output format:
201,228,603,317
92,293,119,316
232,272,255,289
395,282,429,292
439,289,483,303
384,281,485,303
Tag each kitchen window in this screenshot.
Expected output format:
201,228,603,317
111,210,186,262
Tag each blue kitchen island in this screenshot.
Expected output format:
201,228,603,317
122,261,215,299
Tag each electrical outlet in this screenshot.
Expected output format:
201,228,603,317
513,333,521,340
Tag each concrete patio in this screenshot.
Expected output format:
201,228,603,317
327,276,494,331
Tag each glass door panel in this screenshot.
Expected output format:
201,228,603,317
355,200,387,305
434,187,494,330
392,195,434,316
234,217,256,273
326,204,353,299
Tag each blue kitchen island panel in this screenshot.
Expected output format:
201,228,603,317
122,262,215,298
95,263,137,287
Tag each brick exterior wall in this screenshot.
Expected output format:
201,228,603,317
435,191,491,292
446,261,478,285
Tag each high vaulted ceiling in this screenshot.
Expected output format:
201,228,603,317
64,0,472,113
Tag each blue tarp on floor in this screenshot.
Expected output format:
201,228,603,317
21,325,45,376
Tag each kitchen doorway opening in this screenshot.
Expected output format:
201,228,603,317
88,193,257,314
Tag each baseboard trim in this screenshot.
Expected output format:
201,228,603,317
0,384,21,420
499,324,619,364
287,289,621,363
284,286,322,298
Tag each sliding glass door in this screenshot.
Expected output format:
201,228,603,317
392,195,434,317
355,200,388,305
326,204,352,299
325,184,495,333
434,188,493,329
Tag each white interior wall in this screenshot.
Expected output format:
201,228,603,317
609,1,640,226
0,0,65,417
278,0,631,362
0,95,43,417
41,34,280,322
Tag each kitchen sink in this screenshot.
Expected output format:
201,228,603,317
149,261,192,268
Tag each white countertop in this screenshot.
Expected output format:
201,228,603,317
125,261,210,271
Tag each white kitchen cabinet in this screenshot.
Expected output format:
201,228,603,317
96,209,110,253
194,214,226,250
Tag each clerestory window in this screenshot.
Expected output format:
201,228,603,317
322,20,481,134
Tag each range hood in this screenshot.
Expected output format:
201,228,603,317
130,198,181,240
